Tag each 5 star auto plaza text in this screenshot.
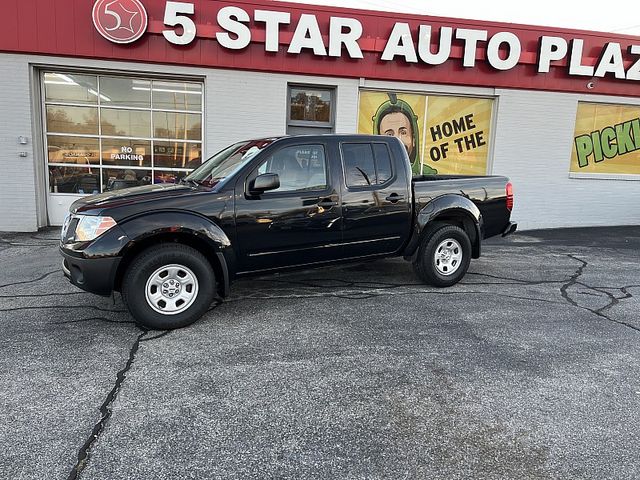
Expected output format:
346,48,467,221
1,0,640,231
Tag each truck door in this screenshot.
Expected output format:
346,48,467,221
340,141,412,258
234,142,342,273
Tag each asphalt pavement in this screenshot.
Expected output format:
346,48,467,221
1,226,639,479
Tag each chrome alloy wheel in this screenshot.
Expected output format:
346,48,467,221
144,264,199,315
433,238,463,276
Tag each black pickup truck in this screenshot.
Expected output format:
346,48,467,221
60,135,516,329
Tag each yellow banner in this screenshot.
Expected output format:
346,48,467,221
358,91,493,175
571,102,640,175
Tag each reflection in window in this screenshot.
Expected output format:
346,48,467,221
99,77,151,108
102,139,151,167
46,106,99,135
44,72,202,194
47,136,100,165
44,73,98,104
289,87,332,122
103,169,151,191
154,142,201,169
343,143,376,187
153,112,202,141
101,108,151,138
154,170,187,185
49,166,99,194
342,143,394,187
152,81,202,111
258,145,327,192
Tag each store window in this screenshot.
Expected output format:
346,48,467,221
570,102,640,178
287,85,335,135
43,72,203,194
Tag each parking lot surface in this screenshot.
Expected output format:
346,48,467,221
1,226,640,479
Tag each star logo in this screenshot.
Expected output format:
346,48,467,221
92,0,148,44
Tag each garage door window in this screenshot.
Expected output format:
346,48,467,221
43,72,203,194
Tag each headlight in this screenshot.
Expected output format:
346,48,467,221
75,215,117,242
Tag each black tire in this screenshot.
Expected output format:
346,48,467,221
121,244,216,330
413,223,472,287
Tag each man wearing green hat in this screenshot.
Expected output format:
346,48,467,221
373,93,438,175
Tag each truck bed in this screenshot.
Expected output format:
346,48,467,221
412,175,512,239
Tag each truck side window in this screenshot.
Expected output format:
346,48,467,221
372,143,393,184
342,143,393,187
256,144,328,193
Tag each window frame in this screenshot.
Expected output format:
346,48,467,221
286,84,336,131
340,141,396,191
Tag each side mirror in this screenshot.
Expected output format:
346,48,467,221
250,173,280,195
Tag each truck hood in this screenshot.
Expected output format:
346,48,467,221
70,184,198,215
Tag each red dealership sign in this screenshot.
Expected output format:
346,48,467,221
1,0,640,97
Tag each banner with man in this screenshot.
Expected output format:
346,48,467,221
358,91,493,175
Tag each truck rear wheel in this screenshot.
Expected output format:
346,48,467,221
413,224,471,287
122,244,216,330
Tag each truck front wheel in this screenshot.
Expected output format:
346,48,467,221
413,224,472,287
122,244,216,330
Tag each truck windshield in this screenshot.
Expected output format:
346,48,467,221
184,139,275,187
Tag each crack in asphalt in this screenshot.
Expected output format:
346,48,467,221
227,287,566,305
0,292,87,298
140,330,172,342
52,316,135,326
0,305,127,314
67,325,172,480
0,270,58,289
560,254,640,333
67,330,147,480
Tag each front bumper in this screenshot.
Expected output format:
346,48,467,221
502,221,518,237
61,248,121,296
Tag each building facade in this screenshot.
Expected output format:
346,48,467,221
1,0,639,231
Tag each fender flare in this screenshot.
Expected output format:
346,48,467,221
115,211,233,297
404,195,484,259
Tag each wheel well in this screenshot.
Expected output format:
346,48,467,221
427,211,480,258
114,232,226,297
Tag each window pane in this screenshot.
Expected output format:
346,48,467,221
101,108,151,138
343,143,375,187
47,136,100,165
154,141,201,169
49,166,99,194
289,87,331,122
153,112,202,140
258,145,327,192
46,106,99,135
154,170,189,185
102,139,151,168
152,81,202,111
373,143,393,184
99,77,151,108
102,168,151,192
44,73,98,105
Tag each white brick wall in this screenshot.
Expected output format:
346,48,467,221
0,53,639,232
0,55,38,232
492,89,640,230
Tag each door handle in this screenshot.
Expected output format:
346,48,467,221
385,193,404,203
317,199,338,208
